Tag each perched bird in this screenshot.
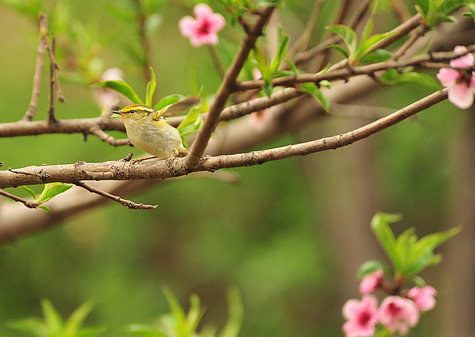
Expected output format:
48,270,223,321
113,97,200,159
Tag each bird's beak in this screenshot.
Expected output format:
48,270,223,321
112,110,122,115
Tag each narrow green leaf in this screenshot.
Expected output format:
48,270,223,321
38,183,73,204
408,275,427,287
154,95,184,111
263,82,273,98
177,114,203,138
162,287,186,328
370,212,402,268
380,69,441,90
354,32,395,62
326,44,349,58
8,318,48,336
41,298,63,336
184,294,203,335
300,83,330,112
357,260,392,278
325,25,357,55
219,286,243,337
19,185,37,200
360,0,381,48
146,67,157,107
285,60,298,75
91,80,143,104
63,299,96,337
415,0,430,14
127,324,167,337
269,25,290,75
464,0,475,20
38,205,50,212
360,49,393,64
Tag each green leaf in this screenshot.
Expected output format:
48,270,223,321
177,109,203,139
380,69,441,90
63,299,96,337
219,286,243,337
269,25,290,75
357,260,392,278
325,25,357,56
8,318,48,336
370,212,402,268
404,226,462,275
360,49,393,64
183,294,203,335
354,32,394,63
146,68,157,107
464,0,475,20
263,82,273,98
286,59,300,74
154,95,184,111
127,324,167,337
326,44,349,58
41,298,63,336
359,0,381,49
19,185,37,200
408,275,427,287
38,183,73,205
300,83,330,112
38,205,50,212
91,80,143,104
415,0,430,13
162,287,186,329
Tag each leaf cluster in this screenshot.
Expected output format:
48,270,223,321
361,212,461,285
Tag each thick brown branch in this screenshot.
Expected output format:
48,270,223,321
0,89,448,189
0,117,125,138
185,6,276,168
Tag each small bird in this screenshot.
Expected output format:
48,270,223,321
113,97,200,159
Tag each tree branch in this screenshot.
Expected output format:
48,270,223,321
0,89,448,189
185,6,276,168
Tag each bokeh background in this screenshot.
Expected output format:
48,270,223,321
0,0,474,336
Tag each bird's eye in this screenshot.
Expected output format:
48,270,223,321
129,110,136,114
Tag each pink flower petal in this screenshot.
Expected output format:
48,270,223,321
179,16,198,37
437,68,460,87
408,286,437,312
379,296,419,335
448,82,474,109
359,269,383,294
342,295,379,337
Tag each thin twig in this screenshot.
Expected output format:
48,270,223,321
87,126,130,146
287,0,325,60
393,25,428,60
235,46,475,91
43,33,65,103
185,6,276,168
134,0,153,84
48,35,58,123
23,13,48,121
74,181,157,210
0,189,37,209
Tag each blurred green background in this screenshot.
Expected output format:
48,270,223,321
0,0,474,336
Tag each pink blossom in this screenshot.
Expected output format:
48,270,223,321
379,296,419,335
408,286,437,312
359,269,384,294
437,46,475,109
342,295,380,337
179,4,225,47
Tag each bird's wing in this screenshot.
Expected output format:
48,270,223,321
153,96,201,121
